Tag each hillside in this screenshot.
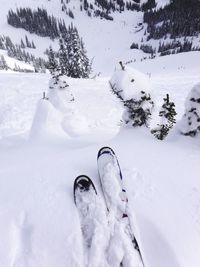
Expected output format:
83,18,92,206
0,0,199,74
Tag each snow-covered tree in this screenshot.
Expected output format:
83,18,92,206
58,37,68,75
151,94,177,140
123,92,154,127
110,64,154,127
20,39,25,49
181,83,200,137
0,36,5,50
31,41,36,49
58,24,91,78
25,35,32,48
0,55,8,70
47,46,59,75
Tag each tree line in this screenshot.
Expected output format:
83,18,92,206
144,0,200,40
61,0,141,20
7,7,68,39
0,35,46,72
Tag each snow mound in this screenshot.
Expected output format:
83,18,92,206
48,76,75,112
110,66,154,127
48,76,90,138
30,75,121,141
110,66,151,101
62,109,90,137
29,98,67,140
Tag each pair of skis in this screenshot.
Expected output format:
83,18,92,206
74,147,145,267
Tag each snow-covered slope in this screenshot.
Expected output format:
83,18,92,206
0,50,34,72
0,0,197,75
0,0,160,75
0,51,200,267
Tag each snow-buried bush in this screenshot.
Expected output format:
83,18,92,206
181,82,200,137
48,75,90,137
110,63,154,127
30,74,90,139
48,73,74,112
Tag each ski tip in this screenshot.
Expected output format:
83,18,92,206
73,175,97,204
97,146,115,159
97,146,123,180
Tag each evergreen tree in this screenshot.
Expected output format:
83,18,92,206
47,46,59,75
20,39,25,48
0,55,8,70
25,35,32,48
151,94,177,140
0,37,5,50
31,41,36,49
181,83,200,137
58,37,68,75
58,24,91,78
130,42,139,49
123,91,154,127
110,63,154,128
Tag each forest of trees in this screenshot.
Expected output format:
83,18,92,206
61,0,141,20
7,8,68,39
0,35,46,72
144,0,200,40
6,7,91,74
130,39,200,57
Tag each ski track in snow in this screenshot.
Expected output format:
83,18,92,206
10,212,33,267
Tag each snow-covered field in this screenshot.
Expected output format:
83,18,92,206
0,51,200,267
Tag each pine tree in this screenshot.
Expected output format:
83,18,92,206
181,83,200,137
25,35,32,48
110,63,154,128
58,37,68,75
47,46,59,75
66,25,91,78
123,91,154,127
151,94,177,140
0,55,8,70
31,41,36,49
0,37,5,50
20,39,25,48
58,24,91,78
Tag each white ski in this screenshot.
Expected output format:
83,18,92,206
97,147,145,267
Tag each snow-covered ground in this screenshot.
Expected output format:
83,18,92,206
0,51,200,267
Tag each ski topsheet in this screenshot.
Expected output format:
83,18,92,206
97,147,145,267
